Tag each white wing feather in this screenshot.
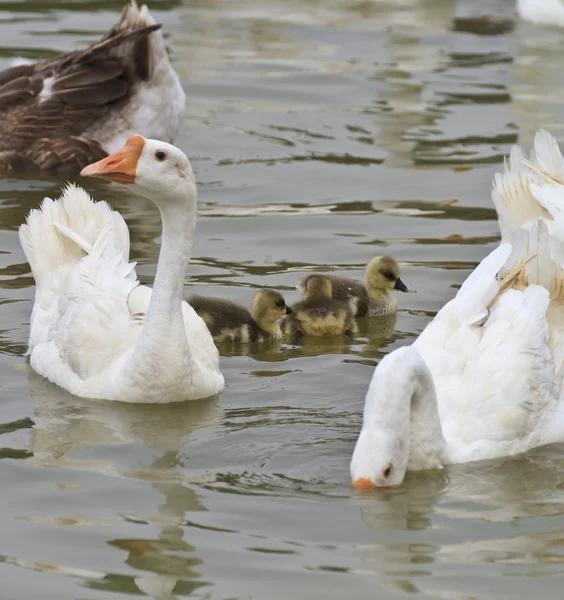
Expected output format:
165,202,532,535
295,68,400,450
414,220,561,460
492,129,564,241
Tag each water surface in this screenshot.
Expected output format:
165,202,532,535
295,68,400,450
2,0,564,598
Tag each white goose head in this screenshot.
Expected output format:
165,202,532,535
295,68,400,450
350,347,445,489
80,135,196,207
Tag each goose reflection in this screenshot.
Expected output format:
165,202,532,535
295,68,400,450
25,371,222,600
511,20,564,142
352,447,564,596
372,0,454,169
173,0,456,169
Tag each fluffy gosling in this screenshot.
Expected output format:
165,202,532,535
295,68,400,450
190,289,291,343
298,255,407,317
284,275,357,338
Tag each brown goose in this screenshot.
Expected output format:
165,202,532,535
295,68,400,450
0,1,185,174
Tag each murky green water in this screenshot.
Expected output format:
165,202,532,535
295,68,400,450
3,0,564,598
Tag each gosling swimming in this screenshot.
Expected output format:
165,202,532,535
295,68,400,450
298,255,407,317
190,289,291,343
284,275,357,338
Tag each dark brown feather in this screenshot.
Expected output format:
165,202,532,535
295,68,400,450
51,79,129,107
31,136,108,173
66,23,160,67
52,63,124,90
3,136,107,173
0,151,37,172
133,35,150,80
0,64,35,87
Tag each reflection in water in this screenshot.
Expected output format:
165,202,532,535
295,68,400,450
355,313,401,360
512,22,564,142
212,313,400,363
353,448,564,596
375,0,454,168
24,372,222,599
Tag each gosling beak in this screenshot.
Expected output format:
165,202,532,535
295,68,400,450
351,477,376,489
80,135,145,184
285,305,293,315
394,277,408,292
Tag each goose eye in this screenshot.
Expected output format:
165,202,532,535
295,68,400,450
383,464,393,479
276,300,285,308
382,271,396,282
155,150,167,162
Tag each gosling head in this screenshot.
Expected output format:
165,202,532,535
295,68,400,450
251,289,292,328
365,256,408,294
302,275,333,300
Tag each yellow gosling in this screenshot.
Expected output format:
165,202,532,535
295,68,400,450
298,255,407,317
284,275,357,338
190,289,291,343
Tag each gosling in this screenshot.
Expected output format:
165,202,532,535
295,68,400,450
284,275,357,338
189,289,292,343
298,255,407,318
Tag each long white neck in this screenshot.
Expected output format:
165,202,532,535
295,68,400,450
403,351,446,471
147,203,195,338
129,194,197,378
351,347,446,486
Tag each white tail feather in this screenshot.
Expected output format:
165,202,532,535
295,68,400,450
519,157,562,185
492,146,546,241
493,130,564,240
530,129,564,184
506,218,564,388
528,183,564,244
19,183,130,290
503,219,564,299
454,243,513,324
54,222,93,254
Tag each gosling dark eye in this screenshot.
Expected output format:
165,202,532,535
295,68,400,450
383,464,393,479
382,271,396,282
276,300,285,308
155,150,167,162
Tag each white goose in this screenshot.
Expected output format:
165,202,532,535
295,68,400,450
19,135,224,403
517,0,564,27
351,130,564,488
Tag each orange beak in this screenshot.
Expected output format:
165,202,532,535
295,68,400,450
80,135,145,184
351,477,376,489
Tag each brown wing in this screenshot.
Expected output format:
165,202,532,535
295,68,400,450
0,137,107,173
0,18,161,172
30,136,108,174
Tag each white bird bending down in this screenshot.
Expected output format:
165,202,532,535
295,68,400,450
19,135,224,403
351,130,564,488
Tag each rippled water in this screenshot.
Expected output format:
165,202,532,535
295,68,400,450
2,0,564,598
